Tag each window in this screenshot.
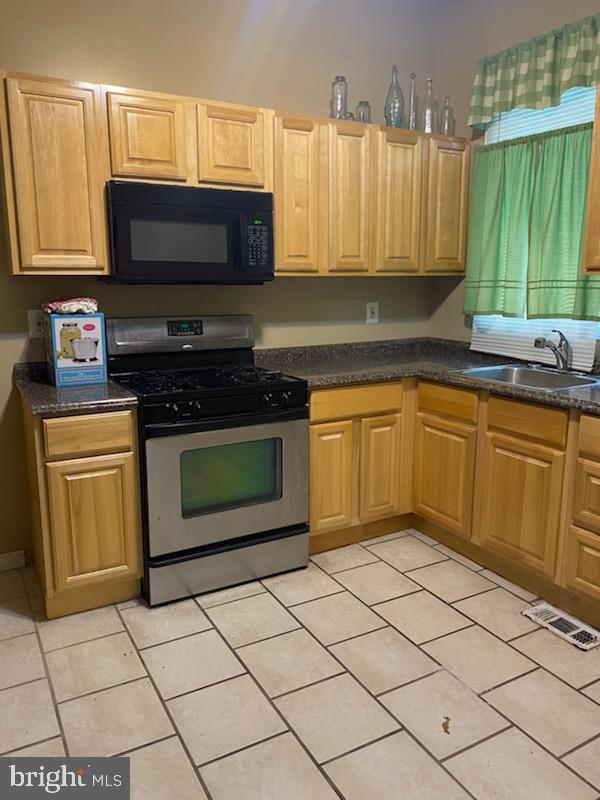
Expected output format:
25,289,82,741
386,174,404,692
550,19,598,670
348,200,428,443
471,86,599,370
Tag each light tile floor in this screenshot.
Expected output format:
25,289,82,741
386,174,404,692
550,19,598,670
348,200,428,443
1,533,600,799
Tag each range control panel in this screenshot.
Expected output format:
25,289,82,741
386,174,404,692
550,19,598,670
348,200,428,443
246,217,271,268
167,320,204,337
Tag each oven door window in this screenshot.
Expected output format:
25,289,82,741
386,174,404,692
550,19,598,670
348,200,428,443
180,437,283,518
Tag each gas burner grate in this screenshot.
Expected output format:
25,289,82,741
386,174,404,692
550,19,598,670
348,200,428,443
522,603,600,650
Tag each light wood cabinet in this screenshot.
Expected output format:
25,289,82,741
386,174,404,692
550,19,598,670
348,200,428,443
327,120,371,272
107,90,189,180
478,431,564,576
359,413,401,521
564,526,600,601
4,76,108,275
310,419,354,532
372,128,424,272
274,113,323,272
197,101,270,188
424,136,469,273
47,452,141,592
414,411,477,537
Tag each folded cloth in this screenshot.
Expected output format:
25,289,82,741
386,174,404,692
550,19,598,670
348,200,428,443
42,297,99,314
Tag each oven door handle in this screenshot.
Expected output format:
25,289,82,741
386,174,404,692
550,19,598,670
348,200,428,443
144,406,308,438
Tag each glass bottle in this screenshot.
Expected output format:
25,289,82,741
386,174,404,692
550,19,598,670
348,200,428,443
330,75,348,119
407,73,418,131
355,100,372,123
440,96,456,136
60,323,81,359
421,78,438,133
384,65,404,127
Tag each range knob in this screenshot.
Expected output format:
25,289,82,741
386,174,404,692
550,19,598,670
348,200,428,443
262,392,279,408
281,391,292,408
169,403,179,420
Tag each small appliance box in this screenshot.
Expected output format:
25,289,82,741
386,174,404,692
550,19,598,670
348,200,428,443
45,313,107,387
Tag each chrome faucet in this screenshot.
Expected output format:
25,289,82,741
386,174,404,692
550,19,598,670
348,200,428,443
534,329,571,371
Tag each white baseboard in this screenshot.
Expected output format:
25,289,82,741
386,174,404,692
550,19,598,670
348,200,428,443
0,550,26,572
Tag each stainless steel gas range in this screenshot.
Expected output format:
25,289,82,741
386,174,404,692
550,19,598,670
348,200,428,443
107,315,309,605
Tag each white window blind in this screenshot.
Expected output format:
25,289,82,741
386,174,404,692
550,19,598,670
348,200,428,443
471,317,598,372
471,85,598,370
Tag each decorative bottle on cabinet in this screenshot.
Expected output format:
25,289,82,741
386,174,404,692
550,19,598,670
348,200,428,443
422,78,438,133
407,73,418,130
330,76,348,119
384,65,404,127
440,96,456,136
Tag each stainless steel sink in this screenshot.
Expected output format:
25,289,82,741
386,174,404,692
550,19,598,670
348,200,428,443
461,364,599,391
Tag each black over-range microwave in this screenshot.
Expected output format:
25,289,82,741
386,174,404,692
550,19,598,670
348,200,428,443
105,181,274,284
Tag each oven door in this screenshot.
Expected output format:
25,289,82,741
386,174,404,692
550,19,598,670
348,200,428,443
145,412,308,557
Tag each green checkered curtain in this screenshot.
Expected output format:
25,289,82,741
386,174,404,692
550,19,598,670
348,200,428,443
468,13,600,128
463,138,535,317
528,123,600,319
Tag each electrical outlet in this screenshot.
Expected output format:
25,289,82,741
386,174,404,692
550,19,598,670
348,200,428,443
27,309,45,338
366,302,379,324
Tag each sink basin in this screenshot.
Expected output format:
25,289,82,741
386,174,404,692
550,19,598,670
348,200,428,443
461,364,599,391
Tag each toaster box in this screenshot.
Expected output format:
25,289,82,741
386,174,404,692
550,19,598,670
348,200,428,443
45,312,107,387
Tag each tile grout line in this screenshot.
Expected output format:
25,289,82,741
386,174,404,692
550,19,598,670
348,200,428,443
192,587,266,612
134,625,216,652
157,670,247,704
558,730,600,760
113,607,217,800
436,723,514,764
55,675,149,706
39,627,128,655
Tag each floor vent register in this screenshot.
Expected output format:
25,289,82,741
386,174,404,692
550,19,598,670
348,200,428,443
522,603,600,651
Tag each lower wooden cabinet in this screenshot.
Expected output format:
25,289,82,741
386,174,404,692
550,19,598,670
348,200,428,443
310,419,354,532
46,452,141,592
359,413,401,522
478,431,564,576
564,526,600,600
413,411,476,537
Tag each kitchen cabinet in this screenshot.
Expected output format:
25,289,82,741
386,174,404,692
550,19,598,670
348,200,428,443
564,526,600,601
3,75,108,275
310,420,354,532
19,404,142,618
359,413,401,522
107,89,189,180
413,382,478,537
476,398,567,576
327,120,371,272
197,101,271,188
372,128,424,273
273,113,323,272
424,136,469,272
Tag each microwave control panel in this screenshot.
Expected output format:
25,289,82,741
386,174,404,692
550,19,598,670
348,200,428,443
246,217,271,268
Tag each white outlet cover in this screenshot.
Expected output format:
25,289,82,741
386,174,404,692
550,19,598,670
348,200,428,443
366,302,379,324
27,309,45,338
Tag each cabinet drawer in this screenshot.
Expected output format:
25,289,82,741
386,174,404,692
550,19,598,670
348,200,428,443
417,381,478,423
565,526,600,601
488,396,567,448
43,410,134,460
310,383,403,422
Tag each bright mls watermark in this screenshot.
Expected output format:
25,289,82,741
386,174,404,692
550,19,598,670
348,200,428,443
0,758,129,797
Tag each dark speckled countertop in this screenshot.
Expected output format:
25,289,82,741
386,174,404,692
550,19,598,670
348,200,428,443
14,363,138,417
255,337,600,415
16,337,600,417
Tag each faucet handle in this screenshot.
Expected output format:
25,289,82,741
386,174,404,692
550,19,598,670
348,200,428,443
534,337,547,349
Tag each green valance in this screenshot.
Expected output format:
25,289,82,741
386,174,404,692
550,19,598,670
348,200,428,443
468,13,600,128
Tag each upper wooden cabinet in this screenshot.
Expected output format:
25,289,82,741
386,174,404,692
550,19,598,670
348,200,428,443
3,76,108,275
107,89,189,180
197,102,270,188
274,113,323,272
327,120,371,272
372,128,424,273
424,136,469,272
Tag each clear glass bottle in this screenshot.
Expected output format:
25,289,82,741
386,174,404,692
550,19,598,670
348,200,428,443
440,96,456,136
421,78,438,133
407,73,418,131
384,65,404,127
355,100,372,123
330,75,348,119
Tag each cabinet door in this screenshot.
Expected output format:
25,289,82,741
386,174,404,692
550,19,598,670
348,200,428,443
373,128,424,272
584,90,600,271
310,420,354,532
47,452,141,592
424,137,469,273
359,413,401,522
573,457,600,535
107,90,188,180
197,102,267,187
274,113,322,273
564,526,600,601
413,412,476,537
478,432,564,576
328,121,370,271
6,78,107,273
